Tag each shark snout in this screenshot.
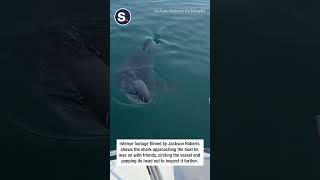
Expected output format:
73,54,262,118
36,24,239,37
132,79,151,103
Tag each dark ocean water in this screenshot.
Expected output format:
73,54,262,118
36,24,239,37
110,0,210,150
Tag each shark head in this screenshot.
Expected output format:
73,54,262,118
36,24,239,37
126,79,151,104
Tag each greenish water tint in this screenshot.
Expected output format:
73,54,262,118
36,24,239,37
110,0,210,150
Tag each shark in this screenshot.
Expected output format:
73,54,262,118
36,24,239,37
117,38,165,105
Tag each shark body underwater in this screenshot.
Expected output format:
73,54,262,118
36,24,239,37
115,38,166,105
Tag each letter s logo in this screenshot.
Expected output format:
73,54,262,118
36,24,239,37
114,8,131,26
117,12,126,22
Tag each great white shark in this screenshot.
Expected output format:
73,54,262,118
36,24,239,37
117,38,164,105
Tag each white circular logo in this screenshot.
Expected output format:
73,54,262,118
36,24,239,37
114,8,131,26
